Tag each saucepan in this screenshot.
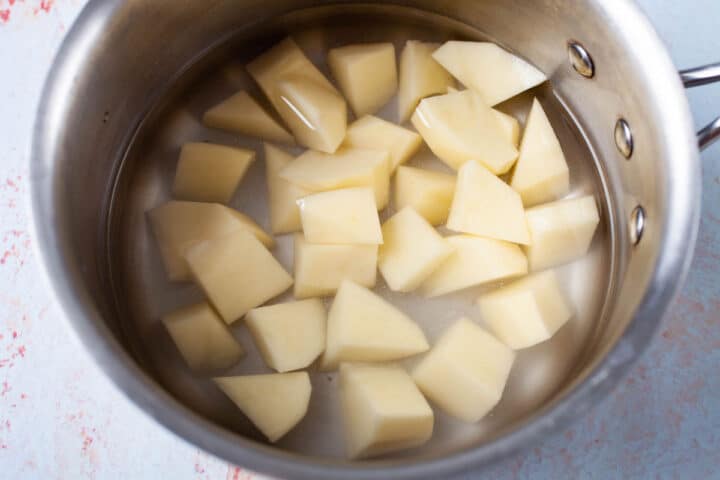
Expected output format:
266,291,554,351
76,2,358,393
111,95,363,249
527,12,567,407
29,0,719,478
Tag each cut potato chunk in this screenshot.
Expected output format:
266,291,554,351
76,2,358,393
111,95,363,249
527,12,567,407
162,302,244,372
432,41,546,106
320,280,429,370
246,299,326,372
378,207,454,292
421,235,528,297
202,91,294,144
394,166,455,226
412,318,515,422
215,372,311,442
398,41,454,123
493,109,521,147
293,234,377,299
511,98,570,206
411,90,518,174
446,87,521,147
478,270,572,350
148,201,273,281
185,229,293,324
344,115,422,172
340,363,433,459
264,143,312,234
247,38,346,153
328,43,397,117
297,188,383,245
280,148,390,209
447,160,530,245
524,195,600,271
172,143,255,203
275,75,347,154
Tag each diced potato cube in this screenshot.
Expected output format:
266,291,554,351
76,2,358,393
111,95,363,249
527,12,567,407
524,195,600,271
421,235,528,297
297,188,382,245
293,234,377,299
185,229,293,323
378,207,454,292
162,302,244,371
202,91,294,144
247,38,338,96
340,363,433,459
432,41,546,106
246,299,326,372
320,280,429,370
394,166,455,226
398,41,454,123
172,143,255,203
477,270,572,350
225,210,276,248
493,109,521,147
148,201,273,281
280,148,390,209
264,143,312,234
510,98,570,206
328,43,397,117
247,38,346,153
412,318,515,422
275,75,347,153
344,115,422,172
446,160,530,245
411,90,518,174
214,372,311,442
446,87,521,147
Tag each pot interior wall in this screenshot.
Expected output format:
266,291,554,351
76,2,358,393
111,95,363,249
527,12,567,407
38,0,678,467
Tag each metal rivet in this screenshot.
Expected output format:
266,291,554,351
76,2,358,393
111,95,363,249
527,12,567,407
568,41,594,78
629,205,645,246
615,118,634,159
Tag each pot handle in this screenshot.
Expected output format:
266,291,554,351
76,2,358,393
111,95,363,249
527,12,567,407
680,63,720,151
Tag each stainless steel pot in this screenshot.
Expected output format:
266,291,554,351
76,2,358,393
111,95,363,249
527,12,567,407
30,0,719,478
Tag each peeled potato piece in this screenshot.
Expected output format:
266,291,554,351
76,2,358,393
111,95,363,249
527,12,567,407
247,38,346,153
280,148,390,209
412,318,515,422
264,143,312,234
185,229,293,324
478,270,572,350
328,43,397,117
378,207,454,292
215,372,311,442
320,280,429,370
293,234,377,299
511,98,570,206
297,188,383,245
411,90,518,174
340,363,433,459
343,115,422,172
202,91,294,144
446,160,530,245
148,201,273,281
246,299,326,372
162,302,244,372
421,235,528,297
446,86,521,147
432,41,546,106
398,41,454,123
524,195,600,271
394,166,455,226
275,75,347,154
172,143,255,203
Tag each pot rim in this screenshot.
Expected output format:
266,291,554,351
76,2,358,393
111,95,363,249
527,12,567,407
28,0,701,478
